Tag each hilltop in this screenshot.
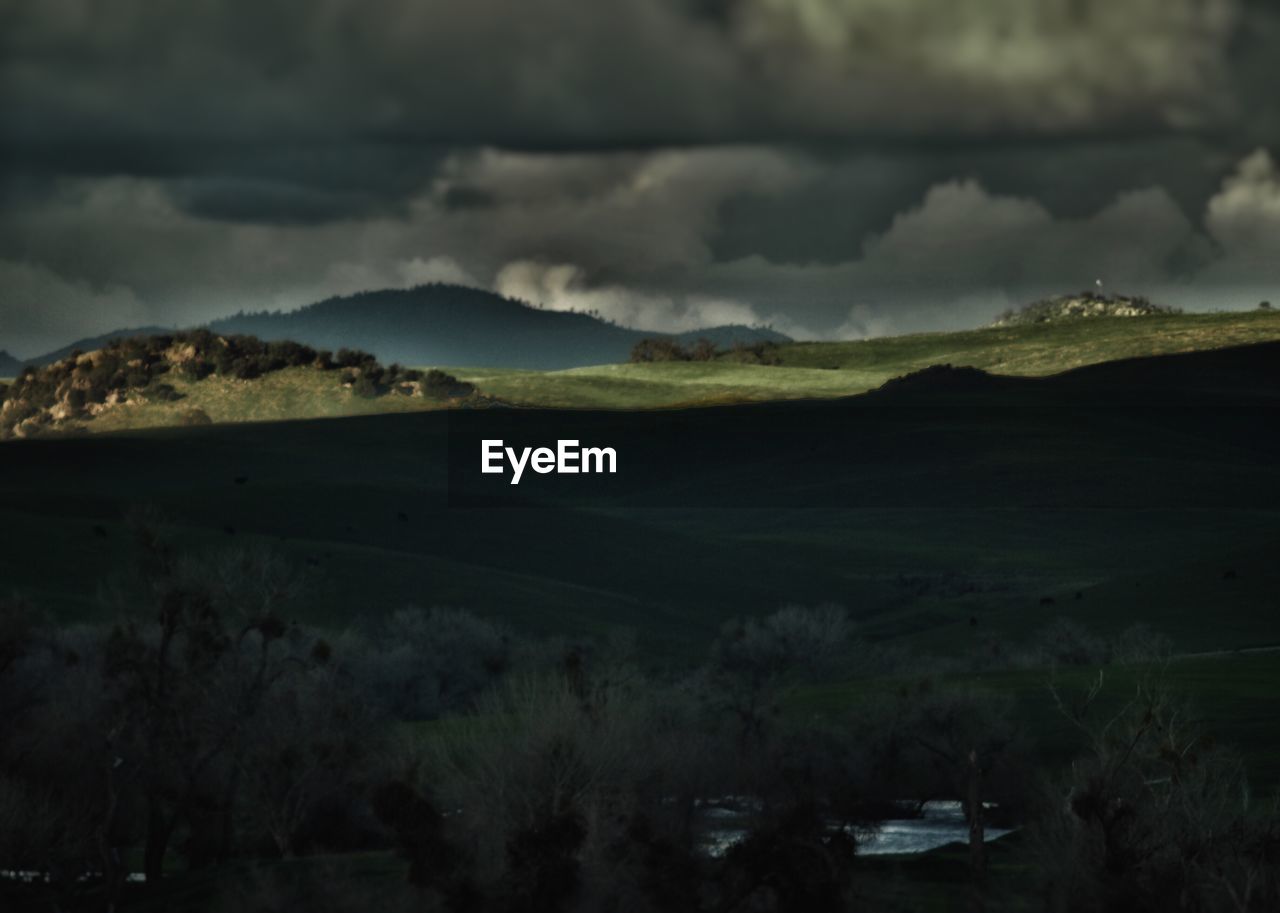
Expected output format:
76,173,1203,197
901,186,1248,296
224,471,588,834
992,290,1179,326
0,331,478,439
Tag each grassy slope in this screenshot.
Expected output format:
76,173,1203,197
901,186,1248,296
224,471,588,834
455,310,1280,408
13,311,1279,431
453,361,870,408
775,309,1280,374
87,366,444,432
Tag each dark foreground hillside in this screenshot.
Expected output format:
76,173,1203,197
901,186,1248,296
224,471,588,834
1,342,1278,911
1,341,1276,644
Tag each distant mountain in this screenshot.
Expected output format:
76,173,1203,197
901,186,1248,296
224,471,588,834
11,286,788,371
206,285,789,369
993,292,1178,327
24,327,174,368
0,350,22,376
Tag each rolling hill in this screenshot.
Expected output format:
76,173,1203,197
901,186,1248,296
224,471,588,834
6,309,1280,435
455,308,1280,407
205,285,788,369
1,340,1276,641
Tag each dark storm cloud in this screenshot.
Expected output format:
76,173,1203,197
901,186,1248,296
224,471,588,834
8,142,1279,356
1,0,1279,355
0,0,1245,148
1,0,1262,231
709,136,1232,266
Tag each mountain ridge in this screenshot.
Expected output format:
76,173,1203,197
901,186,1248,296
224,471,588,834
12,285,788,370
0,350,22,376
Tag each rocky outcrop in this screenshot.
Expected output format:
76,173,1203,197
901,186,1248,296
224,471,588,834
994,292,1178,327
0,331,474,439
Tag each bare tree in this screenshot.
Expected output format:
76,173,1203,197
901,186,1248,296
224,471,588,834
1036,671,1280,911
707,604,852,747
237,665,379,857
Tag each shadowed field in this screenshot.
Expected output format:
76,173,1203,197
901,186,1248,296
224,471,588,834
2,340,1278,910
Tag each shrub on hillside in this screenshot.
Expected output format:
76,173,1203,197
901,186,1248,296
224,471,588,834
629,337,692,363
351,372,383,398
346,607,513,720
724,340,782,365
688,338,718,361
421,368,475,399
146,382,182,402
178,407,212,426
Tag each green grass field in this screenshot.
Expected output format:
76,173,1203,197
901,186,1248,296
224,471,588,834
454,310,1280,409
12,310,1279,431
88,366,449,431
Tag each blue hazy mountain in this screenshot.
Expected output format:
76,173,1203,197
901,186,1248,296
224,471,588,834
16,285,788,370
0,350,22,376
205,285,789,369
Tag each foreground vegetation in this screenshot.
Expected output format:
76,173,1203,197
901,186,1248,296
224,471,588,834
0,336,1276,909
3,525,1277,912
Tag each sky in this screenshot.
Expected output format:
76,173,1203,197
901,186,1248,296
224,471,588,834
2,0,1280,356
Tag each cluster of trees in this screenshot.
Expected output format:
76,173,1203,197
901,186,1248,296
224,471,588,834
628,337,720,363
1034,674,1280,911
961,618,1174,673
0,518,519,910
628,337,783,365
1,530,1276,911
344,363,474,401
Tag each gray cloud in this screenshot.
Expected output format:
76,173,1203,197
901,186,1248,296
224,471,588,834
0,260,149,354
2,0,1279,353
0,0,1246,149
4,145,1279,357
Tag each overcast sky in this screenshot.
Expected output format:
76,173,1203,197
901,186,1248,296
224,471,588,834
2,0,1280,356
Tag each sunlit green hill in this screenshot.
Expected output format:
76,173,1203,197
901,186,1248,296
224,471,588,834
4,309,1279,431
456,309,1280,408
